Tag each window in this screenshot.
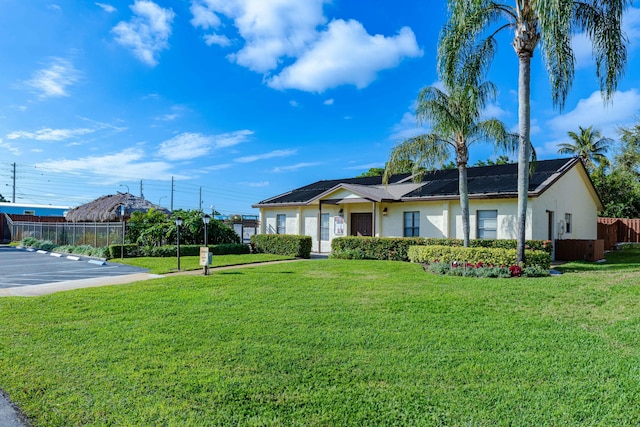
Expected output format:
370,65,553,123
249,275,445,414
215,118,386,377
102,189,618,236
276,214,286,234
565,213,572,234
320,213,330,241
403,211,420,237
477,210,497,239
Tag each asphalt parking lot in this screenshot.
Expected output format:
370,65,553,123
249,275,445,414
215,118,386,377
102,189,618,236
0,246,147,289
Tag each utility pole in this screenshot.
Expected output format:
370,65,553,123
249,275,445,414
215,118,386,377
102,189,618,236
12,162,16,203
170,176,174,212
140,180,144,198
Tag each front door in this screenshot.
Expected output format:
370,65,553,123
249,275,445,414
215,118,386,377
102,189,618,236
351,213,372,236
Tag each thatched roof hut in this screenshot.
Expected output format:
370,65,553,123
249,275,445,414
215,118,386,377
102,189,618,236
65,193,170,222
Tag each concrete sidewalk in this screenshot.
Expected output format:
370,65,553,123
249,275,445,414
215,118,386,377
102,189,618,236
0,388,30,427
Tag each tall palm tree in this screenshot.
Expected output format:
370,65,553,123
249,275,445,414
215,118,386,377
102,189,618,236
440,0,629,262
384,48,516,247
557,126,611,172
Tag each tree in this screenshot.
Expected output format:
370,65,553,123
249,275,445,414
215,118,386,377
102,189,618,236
473,155,510,167
557,126,611,172
357,160,417,177
440,0,629,262
0,193,6,202
384,46,516,247
616,121,640,176
591,167,640,218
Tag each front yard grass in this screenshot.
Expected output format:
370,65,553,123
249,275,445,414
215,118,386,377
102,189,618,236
1,249,640,426
114,253,295,274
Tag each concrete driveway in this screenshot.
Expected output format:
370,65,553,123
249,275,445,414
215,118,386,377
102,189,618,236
0,246,151,296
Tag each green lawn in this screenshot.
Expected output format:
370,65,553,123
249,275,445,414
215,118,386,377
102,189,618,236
1,249,640,426
114,253,295,274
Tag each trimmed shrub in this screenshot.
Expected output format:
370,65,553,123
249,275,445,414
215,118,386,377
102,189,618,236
108,244,141,259
331,236,553,261
209,244,250,255
251,234,312,258
408,245,551,269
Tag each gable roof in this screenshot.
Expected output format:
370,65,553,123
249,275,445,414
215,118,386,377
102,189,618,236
253,158,588,207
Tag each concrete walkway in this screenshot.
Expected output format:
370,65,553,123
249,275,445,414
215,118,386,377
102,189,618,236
0,389,30,427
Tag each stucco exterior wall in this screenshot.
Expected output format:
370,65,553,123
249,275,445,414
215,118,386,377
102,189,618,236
530,166,599,240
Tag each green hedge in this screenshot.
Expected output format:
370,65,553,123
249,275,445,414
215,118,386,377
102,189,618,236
251,234,312,259
331,236,553,261
108,243,249,258
407,245,551,269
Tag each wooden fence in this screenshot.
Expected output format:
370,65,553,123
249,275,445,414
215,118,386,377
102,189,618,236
555,239,604,262
597,217,640,250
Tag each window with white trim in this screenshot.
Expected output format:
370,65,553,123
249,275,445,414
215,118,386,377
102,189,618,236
403,211,420,237
477,210,497,239
276,214,286,234
565,213,572,234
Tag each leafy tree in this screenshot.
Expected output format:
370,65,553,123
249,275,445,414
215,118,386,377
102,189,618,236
357,167,386,177
473,155,510,167
128,208,239,247
616,121,640,176
384,46,516,247
357,160,418,177
557,126,611,172
440,0,629,262
591,167,640,218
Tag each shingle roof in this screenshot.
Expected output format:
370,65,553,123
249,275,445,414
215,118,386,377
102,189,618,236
254,158,581,207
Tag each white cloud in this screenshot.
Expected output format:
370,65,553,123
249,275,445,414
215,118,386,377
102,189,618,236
112,0,175,66
289,100,299,107
0,138,20,155
537,89,640,155
481,102,509,120
192,0,328,72
190,1,221,29
323,98,334,105
191,1,421,92
624,7,640,41
204,33,232,47
214,129,254,148
158,132,214,160
389,111,427,141
271,162,322,172
240,181,270,187
157,130,253,160
24,58,80,98
96,2,117,13
269,20,422,92
35,148,183,183
235,149,297,163
7,127,94,141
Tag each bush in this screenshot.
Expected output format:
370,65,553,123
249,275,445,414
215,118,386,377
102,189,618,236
251,234,312,258
108,244,141,259
331,237,554,261
408,245,551,269
209,244,250,255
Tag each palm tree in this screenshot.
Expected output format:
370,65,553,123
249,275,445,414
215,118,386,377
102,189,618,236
557,126,611,172
440,0,629,262
384,47,516,247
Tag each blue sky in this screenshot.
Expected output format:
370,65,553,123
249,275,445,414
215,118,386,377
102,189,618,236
2,1,640,215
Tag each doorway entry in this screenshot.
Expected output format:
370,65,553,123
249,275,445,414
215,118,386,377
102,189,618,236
351,213,372,236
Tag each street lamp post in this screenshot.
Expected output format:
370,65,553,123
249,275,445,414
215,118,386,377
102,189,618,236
120,184,129,194
202,214,211,276
203,214,211,246
159,196,167,207
175,216,183,271
120,204,125,259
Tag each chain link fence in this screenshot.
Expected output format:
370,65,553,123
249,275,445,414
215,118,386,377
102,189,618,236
9,219,125,247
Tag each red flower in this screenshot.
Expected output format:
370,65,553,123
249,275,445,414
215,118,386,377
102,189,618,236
509,265,523,277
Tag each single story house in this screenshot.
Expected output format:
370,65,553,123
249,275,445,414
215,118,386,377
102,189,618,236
253,158,603,254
